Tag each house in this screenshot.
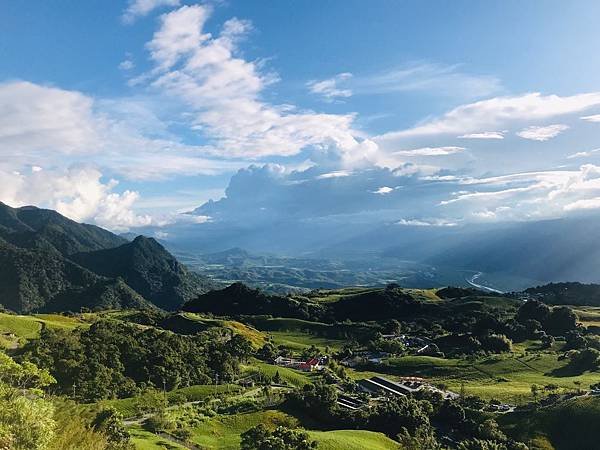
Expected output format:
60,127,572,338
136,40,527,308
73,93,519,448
357,375,459,401
298,358,321,372
274,356,303,369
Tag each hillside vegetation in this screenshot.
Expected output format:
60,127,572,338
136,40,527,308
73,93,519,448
0,203,214,313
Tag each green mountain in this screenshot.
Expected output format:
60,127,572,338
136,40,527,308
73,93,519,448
182,282,325,319
0,202,126,255
0,202,213,312
72,236,216,310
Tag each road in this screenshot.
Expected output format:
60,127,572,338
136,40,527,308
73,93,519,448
466,272,504,294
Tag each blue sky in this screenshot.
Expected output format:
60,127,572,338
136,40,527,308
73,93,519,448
1,0,600,231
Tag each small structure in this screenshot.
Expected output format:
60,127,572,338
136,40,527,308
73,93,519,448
274,356,303,369
298,357,321,372
357,376,458,400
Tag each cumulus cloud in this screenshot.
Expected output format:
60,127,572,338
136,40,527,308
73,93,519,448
122,0,180,23
378,92,600,140
394,146,465,156
307,73,353,101
516,124,569,141
458,131,505,139
142,5,374,161
0,167,152,231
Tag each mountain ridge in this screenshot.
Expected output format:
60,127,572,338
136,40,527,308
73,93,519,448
0,202,214,312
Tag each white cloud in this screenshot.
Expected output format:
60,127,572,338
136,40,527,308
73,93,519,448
581,114,600,123
372,186,394,195
0,81,99,156
317,170,352,179
438,164,600,221
564,197,600,211
0,167,152,231
394,146,465,156
142,5,373,161
0,80,249,181
378,92,600,140
307,73,353,101
396,218,458,227
119,59,135,71
516,124,569,141
122,0,180,24
458,131,505,139
567,148,600,159
351,63,501,100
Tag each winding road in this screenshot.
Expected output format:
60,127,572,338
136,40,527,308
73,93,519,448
466,272,504,294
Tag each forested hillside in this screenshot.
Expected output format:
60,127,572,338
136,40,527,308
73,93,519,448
0,203,214,313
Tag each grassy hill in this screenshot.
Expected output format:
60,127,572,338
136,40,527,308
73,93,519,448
307,430,400,450
500,396,600,450
130,409,401,450
0,311,89,348
348,353,600,403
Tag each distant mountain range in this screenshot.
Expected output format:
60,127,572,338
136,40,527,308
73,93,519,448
157,213,600,292
0,202,216,313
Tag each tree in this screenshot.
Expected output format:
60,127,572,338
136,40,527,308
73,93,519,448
458,439,508,450
480,334,512,353
226,334,253,362
397,425,443,450
385,319,402,335
257,343,277,362
477,419,507,442
0,394,56,450
91,407,132,449
540,333,555,349
516,300,550,325
240,424,317,450
0,353,57,450
545,306,578,335
568,348,600,371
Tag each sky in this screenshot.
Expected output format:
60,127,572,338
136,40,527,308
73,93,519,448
1,0,600,231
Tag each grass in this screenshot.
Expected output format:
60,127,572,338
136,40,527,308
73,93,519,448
129,425,187,450
241,361,312,387
308,430,400,450
500,396,600,450
573,306,600,329
101,384,241,418
181,313,267,348
268,330,345,352
348,353,600,404
0,312,88,348
131,409,401,450
190,409,298,449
